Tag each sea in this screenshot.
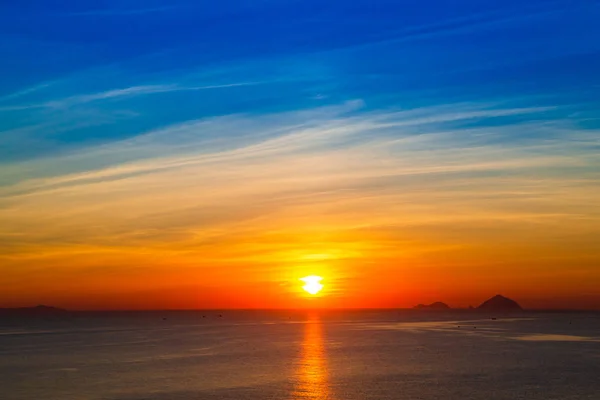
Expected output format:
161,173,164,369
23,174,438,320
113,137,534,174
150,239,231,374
1,310,599,400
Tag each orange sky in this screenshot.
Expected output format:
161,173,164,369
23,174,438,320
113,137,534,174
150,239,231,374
2,192,599,310
2,0,600,312
1,104,600,310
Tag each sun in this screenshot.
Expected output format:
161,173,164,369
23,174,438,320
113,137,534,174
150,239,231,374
300,275,324,295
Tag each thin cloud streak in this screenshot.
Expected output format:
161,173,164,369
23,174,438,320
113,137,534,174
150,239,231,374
0,81,56,102
1,103,599,258
2,81,269,111
0,103,576,197
314,0,576,56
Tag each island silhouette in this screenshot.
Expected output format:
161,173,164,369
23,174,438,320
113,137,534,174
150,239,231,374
476,294,523,312
1,295,524,315
413,295,523,312
0,305,68,316
413,302,451,310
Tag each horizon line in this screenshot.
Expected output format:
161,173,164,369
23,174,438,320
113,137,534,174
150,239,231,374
3,306,600,313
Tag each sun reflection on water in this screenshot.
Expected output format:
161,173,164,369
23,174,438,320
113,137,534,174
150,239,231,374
292,314,332,400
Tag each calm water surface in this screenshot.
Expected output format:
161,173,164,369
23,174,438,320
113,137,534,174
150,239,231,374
1,311,599,399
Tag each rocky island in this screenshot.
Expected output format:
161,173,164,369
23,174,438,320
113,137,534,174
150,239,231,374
476,295,523,312
412,295,523,312
413,301,451,310
0,305,68,316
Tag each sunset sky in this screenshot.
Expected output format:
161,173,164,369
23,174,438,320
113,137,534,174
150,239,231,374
1,0,599,310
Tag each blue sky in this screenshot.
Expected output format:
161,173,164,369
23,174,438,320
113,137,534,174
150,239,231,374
1,0,600,308
2,0,599,162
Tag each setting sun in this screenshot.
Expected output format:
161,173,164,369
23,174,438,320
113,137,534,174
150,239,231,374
300,276,324,295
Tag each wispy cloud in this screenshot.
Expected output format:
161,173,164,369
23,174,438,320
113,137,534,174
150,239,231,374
0,101,563,194
1,102,598,270
2,81,267,112
314,0,575,55
0,81,56,102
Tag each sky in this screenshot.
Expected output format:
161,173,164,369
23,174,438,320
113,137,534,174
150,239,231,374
1,0,599,310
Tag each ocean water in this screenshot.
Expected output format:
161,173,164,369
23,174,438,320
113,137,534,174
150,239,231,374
1,311,599,400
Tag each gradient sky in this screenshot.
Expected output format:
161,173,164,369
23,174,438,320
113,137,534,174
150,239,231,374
1,0,599,310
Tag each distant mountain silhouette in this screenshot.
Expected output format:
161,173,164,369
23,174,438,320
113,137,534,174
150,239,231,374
414,301,451,310
476,295,523,312
0,305,68,316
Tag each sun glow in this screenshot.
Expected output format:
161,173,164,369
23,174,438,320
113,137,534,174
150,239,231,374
300,276,324,295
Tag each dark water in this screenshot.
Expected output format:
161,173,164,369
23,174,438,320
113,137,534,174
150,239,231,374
1,311,599,399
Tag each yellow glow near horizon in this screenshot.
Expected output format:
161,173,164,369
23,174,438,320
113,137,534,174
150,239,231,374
300,275,324,295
